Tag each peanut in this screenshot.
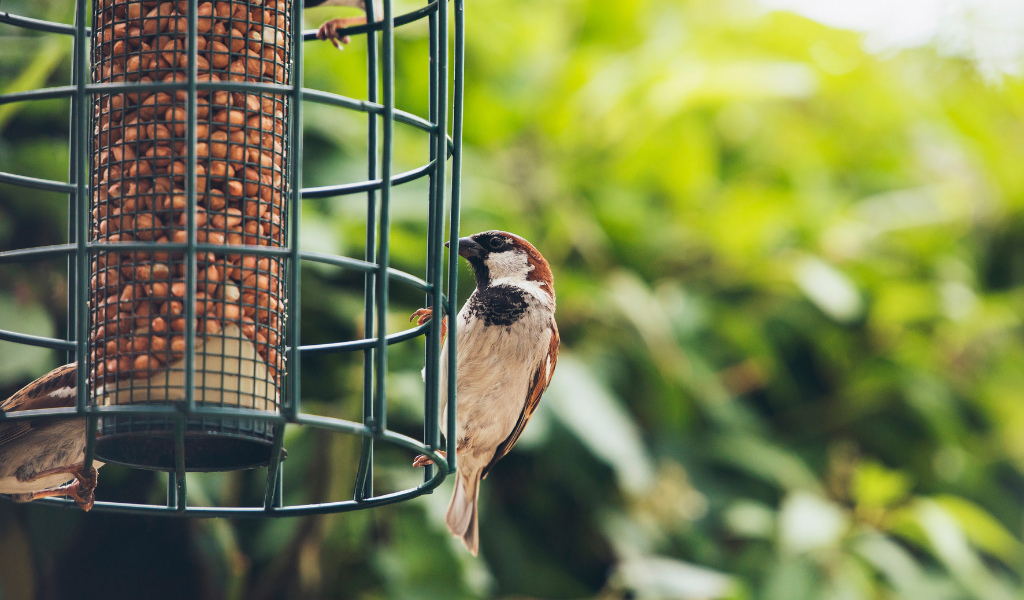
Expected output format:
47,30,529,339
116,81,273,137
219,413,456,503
93,0,291,389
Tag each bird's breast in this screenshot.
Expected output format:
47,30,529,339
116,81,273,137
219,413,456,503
462,283,552,328
446,302,553,464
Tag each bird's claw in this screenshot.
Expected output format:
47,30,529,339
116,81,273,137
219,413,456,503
412,450,446,468
69,466,99,511
316,16,367,50
410,308,448,340
28,465,99,512
410,307,434,326
67,480,96,512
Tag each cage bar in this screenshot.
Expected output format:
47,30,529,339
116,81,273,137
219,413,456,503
0,0,461,516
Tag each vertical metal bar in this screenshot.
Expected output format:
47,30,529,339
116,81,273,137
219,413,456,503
266,0,302,510
74,0,96,488
74,0,88,416
174,415,187,511
432,0,449,465
273,463,284,508
355,1,381,502
67,26,79,367
184,0,199,416
421,10,439,484
426,13,438,286
263,422,286,509
446,0,466,475
166,472,177,508
373,0,395,434
286,0,304,422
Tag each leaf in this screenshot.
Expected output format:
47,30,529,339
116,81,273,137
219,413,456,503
793,256,863,323
612,555,736,600
913,499,1017,600
778,492,850,553
0,292,55,385
853,531,960,599
852,461,911,509
932,495,1024,566
544,354,655,494
0,38,68,134
709,434,823,493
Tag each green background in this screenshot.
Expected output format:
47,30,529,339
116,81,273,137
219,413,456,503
3,0,1024,598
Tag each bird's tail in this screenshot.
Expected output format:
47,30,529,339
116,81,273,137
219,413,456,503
446,469,482,556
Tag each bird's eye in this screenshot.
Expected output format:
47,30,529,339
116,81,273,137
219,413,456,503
488,237,504,250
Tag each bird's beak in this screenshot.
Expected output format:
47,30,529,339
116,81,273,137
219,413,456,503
456,237,484,258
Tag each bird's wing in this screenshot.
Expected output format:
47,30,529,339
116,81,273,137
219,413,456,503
0,363,78,448
481,321,559,479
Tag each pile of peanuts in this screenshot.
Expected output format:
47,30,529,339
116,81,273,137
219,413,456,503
89,0,292,392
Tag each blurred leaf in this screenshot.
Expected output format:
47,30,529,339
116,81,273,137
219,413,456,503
852,461,911,510
793,256,863,323
761,557,817,600
777,492,849,554
710,435,823,493
545,354,655,494
0,292,55,384
0,31,68,133
913,499,1017,600
853,531,961,599
932,495,1024,566
723,500,776,539
612,555,737,600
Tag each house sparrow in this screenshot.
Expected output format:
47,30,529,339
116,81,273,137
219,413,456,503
412,231,559,556
0,363,101,511
310,0,384,49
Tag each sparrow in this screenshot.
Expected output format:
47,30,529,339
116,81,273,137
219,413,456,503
411,230,559,556
0,363,102,511
310,0,385,49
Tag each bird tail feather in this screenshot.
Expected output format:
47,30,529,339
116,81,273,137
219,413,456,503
446,469,481,556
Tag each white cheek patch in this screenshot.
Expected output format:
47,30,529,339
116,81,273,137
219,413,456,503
484,250,532,282
47,386,77,399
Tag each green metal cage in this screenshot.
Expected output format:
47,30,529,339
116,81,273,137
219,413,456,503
0,0,464,516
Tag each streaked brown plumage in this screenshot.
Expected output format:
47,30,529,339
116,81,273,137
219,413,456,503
0,364,101,511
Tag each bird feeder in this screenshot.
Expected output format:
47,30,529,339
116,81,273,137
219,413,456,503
0,0,462,515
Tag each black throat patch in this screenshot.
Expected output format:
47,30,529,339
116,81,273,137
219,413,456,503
467,256,490,290
465,284,529,327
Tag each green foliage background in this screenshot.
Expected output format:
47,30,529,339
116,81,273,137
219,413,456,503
3,0,1024,598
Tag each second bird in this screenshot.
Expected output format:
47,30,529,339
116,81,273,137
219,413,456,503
412,231,559,556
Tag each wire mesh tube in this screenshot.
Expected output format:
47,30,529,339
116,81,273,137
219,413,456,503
89,0,292,471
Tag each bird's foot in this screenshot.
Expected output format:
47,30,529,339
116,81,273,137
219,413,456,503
26,464,99,512
316,16,368,50
412,450,446,468
410,307,434,326
30,480,93,511
76,466,99,497
410,308,448,340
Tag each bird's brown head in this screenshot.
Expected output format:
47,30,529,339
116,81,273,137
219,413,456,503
447,231,554,297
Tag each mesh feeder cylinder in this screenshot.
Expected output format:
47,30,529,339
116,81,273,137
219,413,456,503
89,0,292,471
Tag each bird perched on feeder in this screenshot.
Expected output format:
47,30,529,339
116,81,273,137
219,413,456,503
0,363,102,511
411,231,559,556
310,0,384,49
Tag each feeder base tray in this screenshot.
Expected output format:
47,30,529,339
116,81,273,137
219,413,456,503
95,430,277,472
